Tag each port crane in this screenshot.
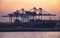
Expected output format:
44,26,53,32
2,7,56,22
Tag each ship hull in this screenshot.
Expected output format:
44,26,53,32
0,20,60,31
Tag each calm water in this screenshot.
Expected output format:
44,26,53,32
0,32,60,38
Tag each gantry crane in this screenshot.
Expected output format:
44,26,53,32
2,7,56,23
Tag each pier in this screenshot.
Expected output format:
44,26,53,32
0,7,60,31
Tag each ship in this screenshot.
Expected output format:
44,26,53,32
0,7,60,31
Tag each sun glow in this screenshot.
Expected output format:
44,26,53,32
1,0,59,11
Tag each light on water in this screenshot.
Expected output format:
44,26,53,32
0,32,60,38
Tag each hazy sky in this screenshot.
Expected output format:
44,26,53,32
0,0,60,22
1,0,59,12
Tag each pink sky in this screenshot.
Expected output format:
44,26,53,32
0,0,59,13
0,0,60,22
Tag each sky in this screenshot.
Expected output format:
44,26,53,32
0,0,60,22
0,32,60,38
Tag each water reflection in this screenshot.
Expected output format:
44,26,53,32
0,32,60,38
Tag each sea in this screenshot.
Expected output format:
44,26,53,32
0,32,60,38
